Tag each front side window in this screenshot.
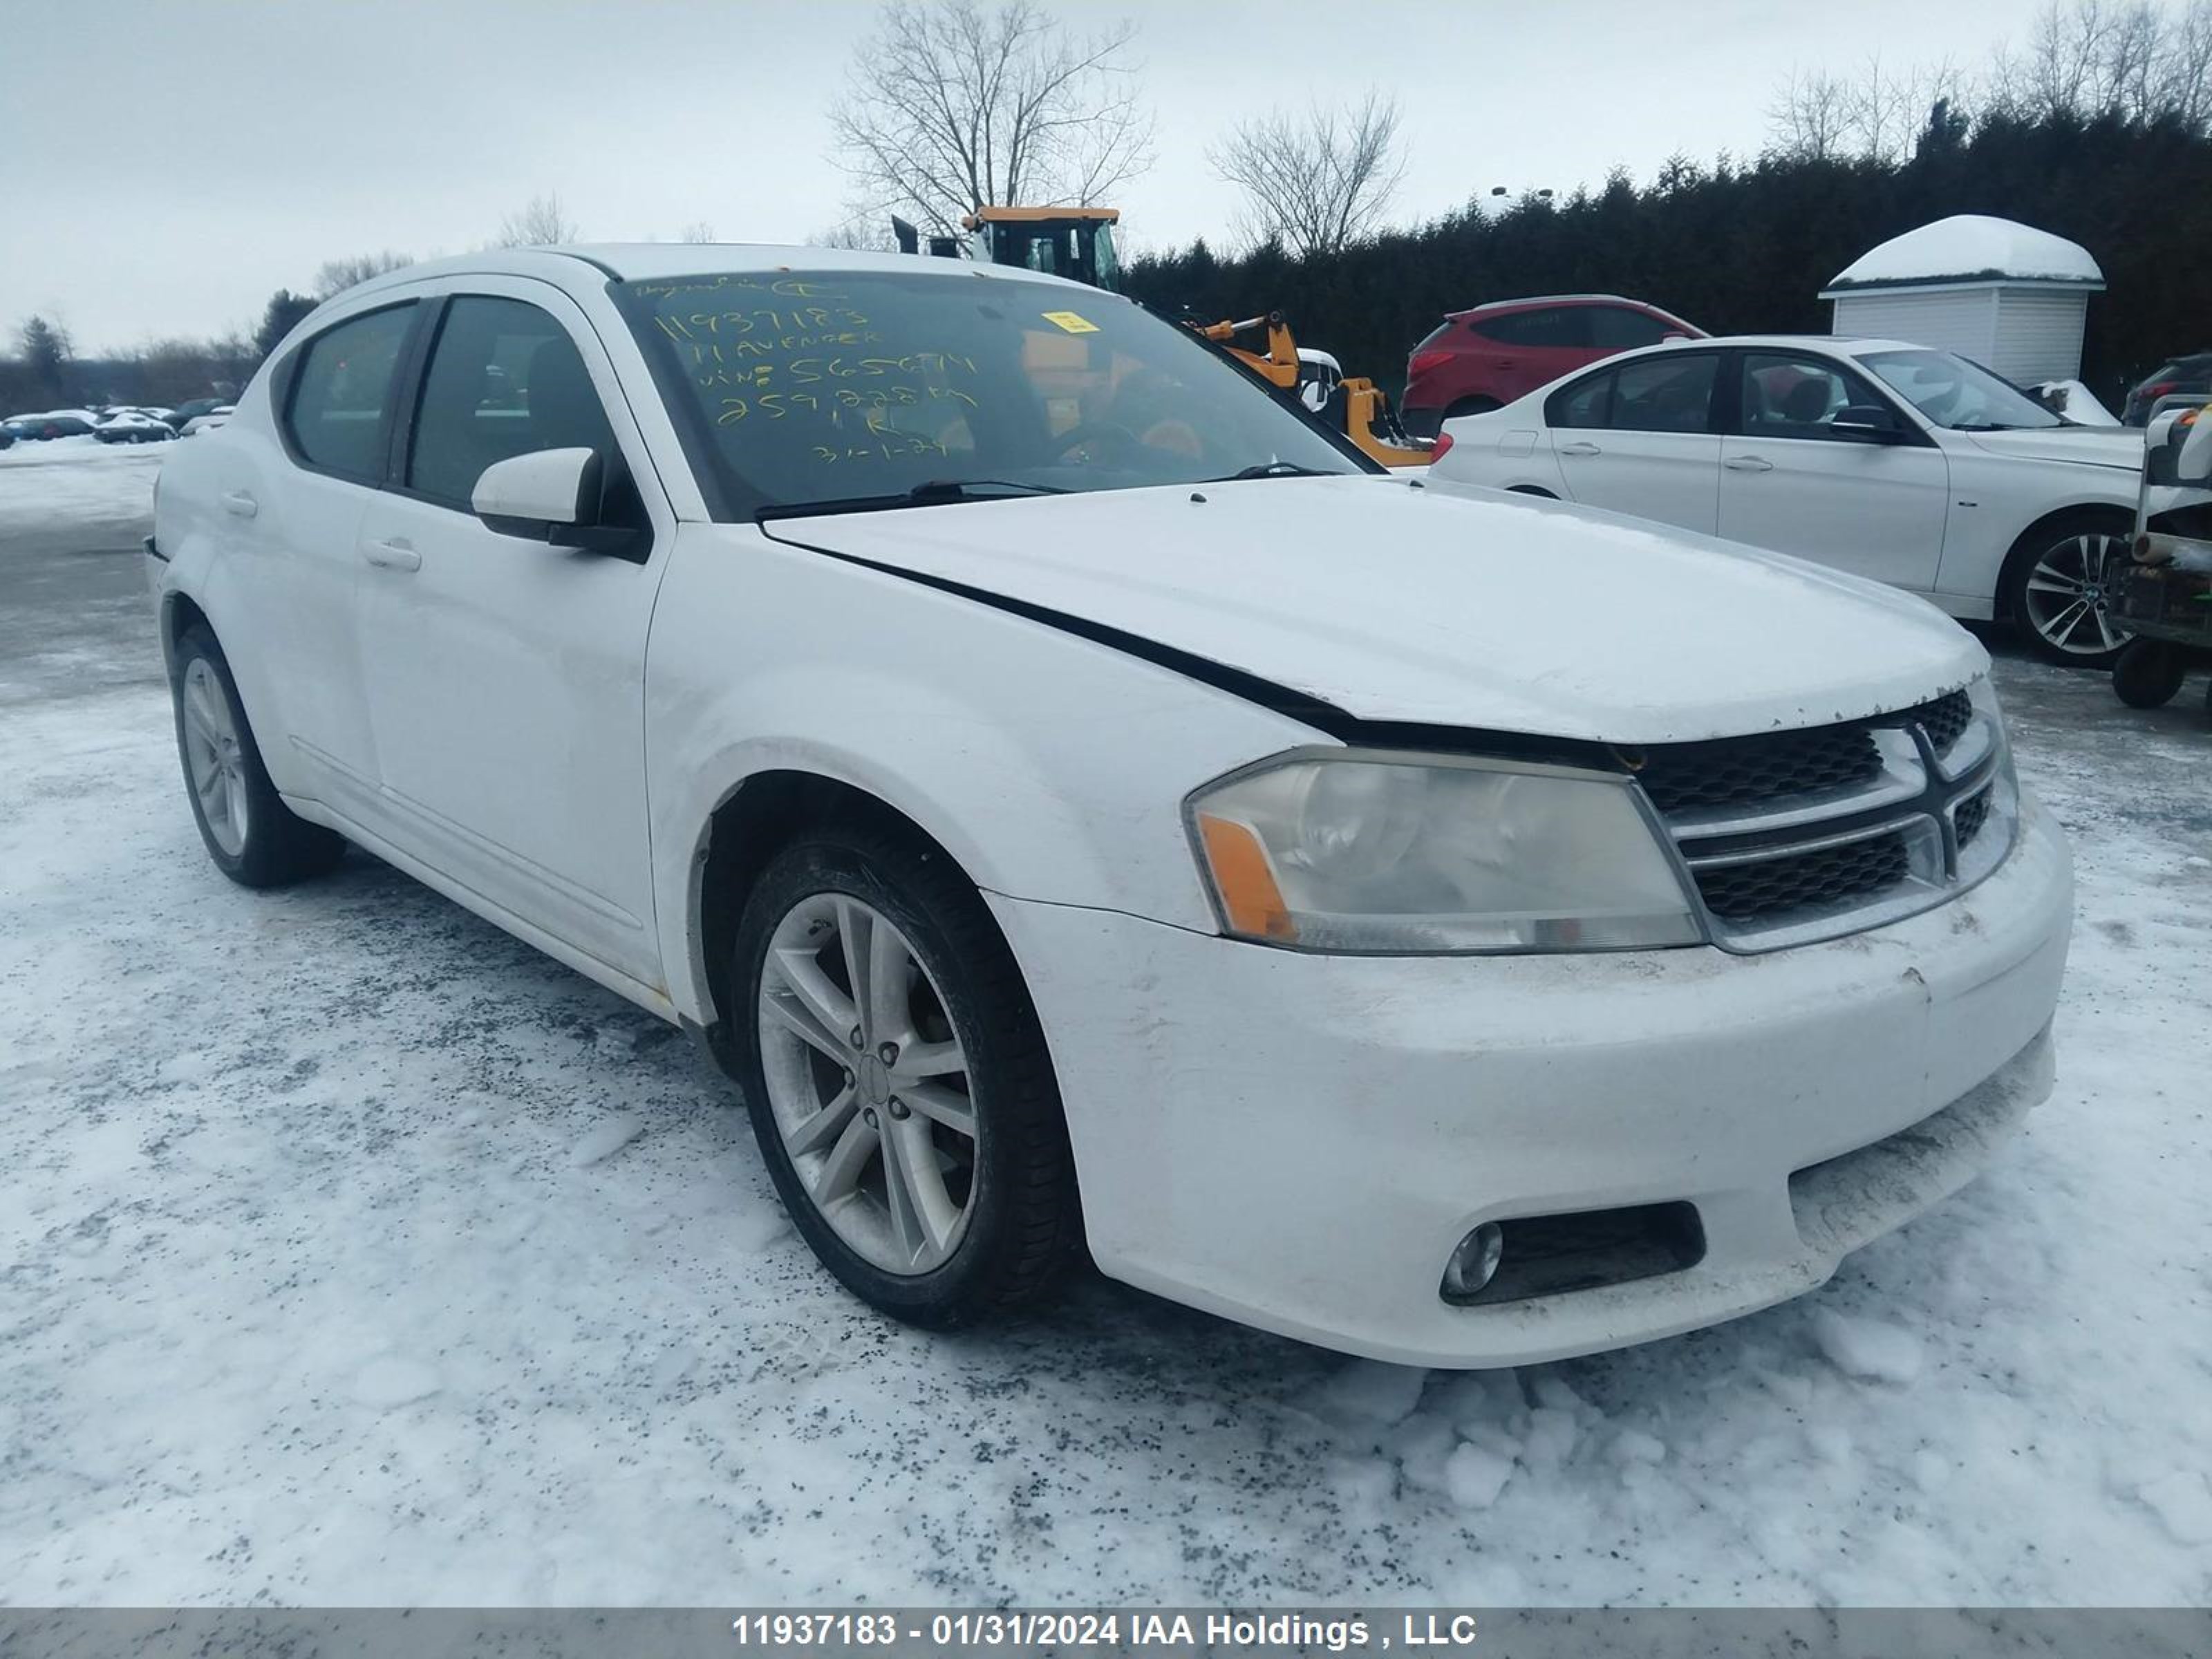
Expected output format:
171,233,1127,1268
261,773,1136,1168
1609,353,1717,433
1740,352,1888,440
1586,307,1673,349
1474,307,1585,348
614,269,1365,519
1857,348,2061,432
407,297,621,506
285,303,414,480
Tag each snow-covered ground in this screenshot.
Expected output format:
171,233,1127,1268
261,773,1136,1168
2,449,2210,1607
0,438,163,536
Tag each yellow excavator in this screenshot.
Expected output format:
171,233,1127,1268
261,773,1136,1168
892,206,1434,468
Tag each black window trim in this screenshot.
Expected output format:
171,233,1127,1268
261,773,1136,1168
273,298,430,487
382,289,657,563
1722,346,1936,449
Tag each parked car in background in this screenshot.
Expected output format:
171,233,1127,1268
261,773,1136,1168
166,397,231,431
147,245,2070,1367
181,405,235,436
95,409,178,443
2121,349,2212,426
1432,335,2144,665
0,425,12,451
1,411,98,440
1400,294,1704,438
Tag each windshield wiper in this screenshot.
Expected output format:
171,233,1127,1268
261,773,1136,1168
1208,460,1342,482
756,478,1069,522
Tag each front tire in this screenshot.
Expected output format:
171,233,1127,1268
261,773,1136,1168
2002,512,2134,666
732,823,1078,1327
170,624,345,886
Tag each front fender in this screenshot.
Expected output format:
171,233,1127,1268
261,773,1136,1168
645,524,1321,1022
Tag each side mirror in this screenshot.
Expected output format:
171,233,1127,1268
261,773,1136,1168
1831,404,1904,442
472,448,639,554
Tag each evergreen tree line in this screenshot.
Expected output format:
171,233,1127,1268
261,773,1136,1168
1122,108,2212,404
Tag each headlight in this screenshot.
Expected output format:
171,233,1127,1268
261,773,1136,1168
1186,749,1705,954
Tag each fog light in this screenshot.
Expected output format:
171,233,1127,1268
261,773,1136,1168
1441,1222,1504,1302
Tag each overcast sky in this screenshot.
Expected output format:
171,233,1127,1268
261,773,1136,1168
1,0,2108,352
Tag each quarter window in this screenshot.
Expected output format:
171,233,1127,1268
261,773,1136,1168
407,297,620,507
284,304,414,480
1548,369,1613,429
1609,354,1716,433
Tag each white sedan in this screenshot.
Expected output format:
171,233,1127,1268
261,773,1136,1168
1432,335,2144,664
147,248,2070,1367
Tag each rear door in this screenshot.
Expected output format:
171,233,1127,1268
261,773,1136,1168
1716,349,1951,592
1468,306,1595,400
240,299,422,817
350,281,673,984
1545,351,1723,532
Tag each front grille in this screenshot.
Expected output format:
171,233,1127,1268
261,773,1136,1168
1902,689,1971,753
1696,832,1910,920
1636,725,1880,814
1636,686,2005,948
1956,786,1991,847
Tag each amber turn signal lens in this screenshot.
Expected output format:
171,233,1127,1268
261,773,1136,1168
1196,813,1297,943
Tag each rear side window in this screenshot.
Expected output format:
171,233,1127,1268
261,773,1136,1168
1548,369,1613,429
1609,354,1717,433
1587,307,1674,349
407,297,619,507
1473,307,1587,348
284,304,414,480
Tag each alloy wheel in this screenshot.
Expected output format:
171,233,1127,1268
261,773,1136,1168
754,892,980,1275
180,657,250,856
2021,532,2130,659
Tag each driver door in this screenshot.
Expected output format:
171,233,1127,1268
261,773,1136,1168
350,282,672,986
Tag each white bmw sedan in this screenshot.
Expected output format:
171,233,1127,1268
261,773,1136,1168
1431,335,2144,664
149,248,2072,1367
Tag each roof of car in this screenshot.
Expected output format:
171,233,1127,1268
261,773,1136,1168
1449,293,1655,315
1615,334,1928,355
337,243,1104,301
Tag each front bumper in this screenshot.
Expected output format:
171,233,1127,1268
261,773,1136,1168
990,796,2072,1367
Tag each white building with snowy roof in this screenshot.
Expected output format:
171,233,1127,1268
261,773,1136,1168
1819,215,2105,384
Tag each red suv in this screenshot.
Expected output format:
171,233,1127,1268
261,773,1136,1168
1400,295,1705,438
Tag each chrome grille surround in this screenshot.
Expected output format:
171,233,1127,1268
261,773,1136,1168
1635,686,2018,955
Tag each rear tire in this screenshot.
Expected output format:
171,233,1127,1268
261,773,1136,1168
2000,511,2134,667
2112,639,2186,709
170,624,345,887
731,821,1079,1328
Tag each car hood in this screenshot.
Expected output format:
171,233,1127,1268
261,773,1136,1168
763,476,1986,745
1962,425,2144,471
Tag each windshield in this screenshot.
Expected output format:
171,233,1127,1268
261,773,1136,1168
1857,348,2063,431
612,268,1366,519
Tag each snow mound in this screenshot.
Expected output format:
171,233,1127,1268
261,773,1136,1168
1306,1359,1427,1432
1826,216,2103,290
1810,1308,1924,1384
1443,1441,1515,1510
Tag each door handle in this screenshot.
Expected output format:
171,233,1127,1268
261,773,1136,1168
221,491,258,518
364,537,421,572
1724,456,1774,472
1558,441,1602,458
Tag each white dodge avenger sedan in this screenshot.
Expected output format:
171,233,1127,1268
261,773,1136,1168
1431,335,2144,665
148,247,2072,1367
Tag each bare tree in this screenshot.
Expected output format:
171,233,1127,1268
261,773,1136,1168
1988,0,2212,129
1208,91,1406,259
314,250,414,299
494,193,581,247
1768,66,1855,158
831,0,1154,236
678,221,717,244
